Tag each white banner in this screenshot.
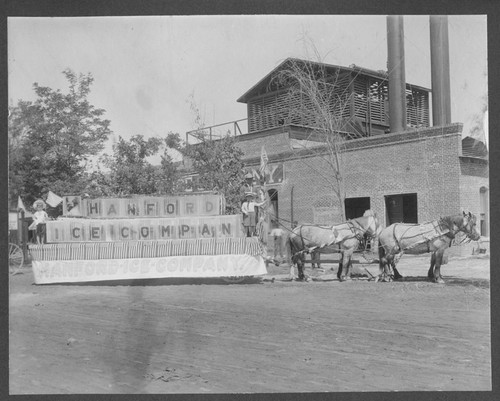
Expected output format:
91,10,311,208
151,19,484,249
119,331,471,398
81,194,223,219
32,254,267,284
46,214,244,242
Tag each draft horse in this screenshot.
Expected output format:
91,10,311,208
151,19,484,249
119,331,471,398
378,212,481,284
287,211,382,281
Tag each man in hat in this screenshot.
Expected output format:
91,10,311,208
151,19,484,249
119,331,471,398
241,192,265,237
240,172,257,204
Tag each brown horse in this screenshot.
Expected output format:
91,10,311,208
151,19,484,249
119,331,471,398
286,211,382,281
378,212,481,283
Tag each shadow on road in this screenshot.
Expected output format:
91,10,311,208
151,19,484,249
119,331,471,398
42,276,265,287
440,276,490,289
393,275,490,289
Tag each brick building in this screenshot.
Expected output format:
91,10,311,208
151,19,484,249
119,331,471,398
236,122,487,233
187,58,489,236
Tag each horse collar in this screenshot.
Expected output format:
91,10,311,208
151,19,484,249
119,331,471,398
348,221,365,241
438,217,456,238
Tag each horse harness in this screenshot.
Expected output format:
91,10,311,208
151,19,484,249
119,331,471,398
296,225,333,256
296,219,369,256
391,218,456,254
347,219,372,242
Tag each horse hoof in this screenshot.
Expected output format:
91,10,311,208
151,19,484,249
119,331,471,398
435,278,445,284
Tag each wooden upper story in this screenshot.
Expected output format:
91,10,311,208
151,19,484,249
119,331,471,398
237,58,430,138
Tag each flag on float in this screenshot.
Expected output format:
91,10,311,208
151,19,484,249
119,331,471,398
483,110,489,150
259,146,269,175
17,196,26,212
46,190,63,207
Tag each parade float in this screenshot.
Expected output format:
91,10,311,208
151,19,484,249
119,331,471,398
29,193,268,284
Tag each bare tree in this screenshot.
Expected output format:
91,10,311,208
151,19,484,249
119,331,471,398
169,94,246,214
272,55,353,221
469,93,488,147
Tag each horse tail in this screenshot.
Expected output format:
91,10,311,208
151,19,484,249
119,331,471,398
378,240,387,275
285,232,298,278
284,233,295,265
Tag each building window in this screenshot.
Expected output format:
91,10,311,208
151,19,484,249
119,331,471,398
345,197,371,219
384,193,418,225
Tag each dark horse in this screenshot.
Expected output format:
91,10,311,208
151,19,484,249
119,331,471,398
286,211,382,281
378,212,481,283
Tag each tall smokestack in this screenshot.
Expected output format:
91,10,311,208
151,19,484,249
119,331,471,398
430,15,451,126
387,15,407,133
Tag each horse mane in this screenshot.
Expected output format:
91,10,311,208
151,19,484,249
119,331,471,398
439,214,464,231
360,210,378,225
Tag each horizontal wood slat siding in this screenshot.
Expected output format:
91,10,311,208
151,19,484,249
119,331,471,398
246,70,429,135
406,88,430,128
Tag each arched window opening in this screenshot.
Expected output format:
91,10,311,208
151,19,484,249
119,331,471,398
479,186,489,237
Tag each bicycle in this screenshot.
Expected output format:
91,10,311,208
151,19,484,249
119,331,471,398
9,242,24,275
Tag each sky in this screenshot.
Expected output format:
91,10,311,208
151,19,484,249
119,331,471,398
7,15,488,156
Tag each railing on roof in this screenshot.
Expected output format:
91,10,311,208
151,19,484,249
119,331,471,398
185,119,248,144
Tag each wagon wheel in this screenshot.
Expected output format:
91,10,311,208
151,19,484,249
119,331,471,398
222,276,247,284
9,243,24,275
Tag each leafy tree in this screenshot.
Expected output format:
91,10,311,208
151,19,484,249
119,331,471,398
186,134,245,214
8,69,111,208
158,138,185,195
81,168,116,198
102,134,183,196
165,96,246,214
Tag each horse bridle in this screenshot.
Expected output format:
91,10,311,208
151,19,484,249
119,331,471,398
348,216,378,243
456,214,479,243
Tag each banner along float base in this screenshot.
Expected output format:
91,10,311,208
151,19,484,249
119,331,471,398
32,254,267,285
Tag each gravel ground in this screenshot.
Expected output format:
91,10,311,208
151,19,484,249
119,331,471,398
8,253,491,394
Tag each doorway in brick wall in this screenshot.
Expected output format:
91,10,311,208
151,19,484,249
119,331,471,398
385,193,418,225
268,189,279,221
480,186,489,236
345,197,371,219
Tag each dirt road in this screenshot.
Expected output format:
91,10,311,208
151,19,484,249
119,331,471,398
9,254,491,394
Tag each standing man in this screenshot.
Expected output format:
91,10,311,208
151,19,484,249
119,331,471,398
240,172,257,204
241,192,265,237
